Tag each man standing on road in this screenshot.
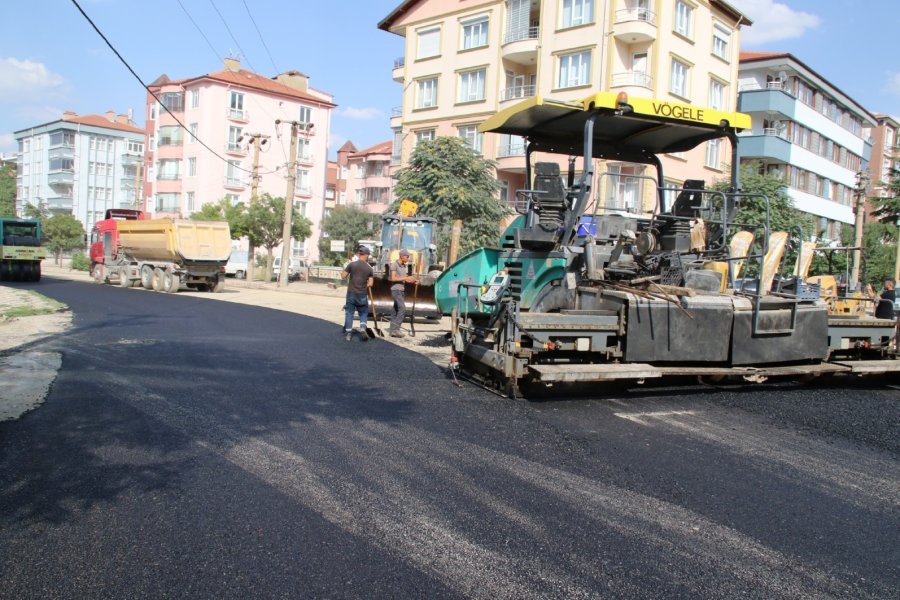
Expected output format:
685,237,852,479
340,246,374,341
388,249,418,338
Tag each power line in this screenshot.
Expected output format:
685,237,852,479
175,0,222,64
68,0,276,176
208,0,255,72
241,0,279,74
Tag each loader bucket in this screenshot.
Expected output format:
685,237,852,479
369,272,441,321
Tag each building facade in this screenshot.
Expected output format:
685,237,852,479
736,52,876,241
344,141,395,215
380,0,750,214
143,58,335,262
14,111,145,231
866,114,899,201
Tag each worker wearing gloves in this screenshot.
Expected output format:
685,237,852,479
388,249,418,338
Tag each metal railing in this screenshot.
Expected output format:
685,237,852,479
227,108,249,121
224,177,244,188
611,72,653,88
503,26,539,44
500,85,536,102
615,8,656,25
393,56,405,69
497,143,526,157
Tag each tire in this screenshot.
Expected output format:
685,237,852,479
152,267,164,291
32,262,41,282
235,270,245,280
0,262,8,281
140,265,154,289
211,275,225,293
118,267,131,288
163,271,180,293
11,262,22,281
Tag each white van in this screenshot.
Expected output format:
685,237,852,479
225,251,249,279
272,257,308,281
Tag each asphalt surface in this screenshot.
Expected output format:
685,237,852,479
1,276,898,599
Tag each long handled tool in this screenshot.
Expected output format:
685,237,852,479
367,287,384,338
408,280,419,337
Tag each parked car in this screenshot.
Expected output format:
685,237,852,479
272,257,308,282
225,251,249,279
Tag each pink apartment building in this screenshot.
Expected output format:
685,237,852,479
343,141,395,215
143,58,335,262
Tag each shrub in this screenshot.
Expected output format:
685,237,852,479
70,252,90,271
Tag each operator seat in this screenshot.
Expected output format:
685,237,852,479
532,162,567,230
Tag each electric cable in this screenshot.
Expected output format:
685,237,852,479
241,0,279,74
175,0,221,63
208,0,256,73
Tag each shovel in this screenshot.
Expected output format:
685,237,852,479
408,279,418,337
367,287,384,338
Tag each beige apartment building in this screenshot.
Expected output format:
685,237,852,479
380,0,751,214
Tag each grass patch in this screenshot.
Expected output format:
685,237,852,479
0,291,67,318
2,306,58,318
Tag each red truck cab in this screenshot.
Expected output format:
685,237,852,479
89,209,145,266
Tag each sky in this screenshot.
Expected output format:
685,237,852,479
0,0,898,159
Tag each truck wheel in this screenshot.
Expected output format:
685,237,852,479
211,275,225,293
10,262,22,281
152,268,164,291
32,262,41,282
163,271,180,293
140,266,154,289
118,267,131,288
0,262,8,281
235,270,245,280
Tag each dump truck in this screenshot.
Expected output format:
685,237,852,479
368,214,443,321
435,92,900,397
0,218,47,282
89,209,231,293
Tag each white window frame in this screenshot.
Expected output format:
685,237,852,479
674,0,693,38
299,106,312,124
187,157,197,177
670,57,690,98
189,89,199,109
416,78,438,109
229,91,245,118
186,191,195,212
225,160,241,186
561,0,595,28
708,79,724,110
461,15,489,50
295,168,311,195
188,123,198,145
297,138,312,162
458,125,484,154
705,139,721,169
712,24,730,60
415,129,435,147
458,68,486,103
416,26,441,60
558,50,592,89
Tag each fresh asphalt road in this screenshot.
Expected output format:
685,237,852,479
1,277,898,599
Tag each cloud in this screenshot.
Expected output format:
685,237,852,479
328,133,348,154
0,133,16,153
337,106,382,120
0,57,66,101
731,0,821,46
886,72,900,98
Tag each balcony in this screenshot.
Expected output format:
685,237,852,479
121,152,141,165
48,145,74,160
737,88,797,119
227,108,250,122
610,71,653,92
224,177,245,189
392,57,404,83
225,142,248,156
46,195,74,211
502,26,539,65
157,172,181,181
500,85,536,103
736,133,793,164
48,170,74,185
613,9,657,43
390,106,403,128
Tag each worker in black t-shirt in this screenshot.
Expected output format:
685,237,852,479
875,279,896,319
340,246,374,341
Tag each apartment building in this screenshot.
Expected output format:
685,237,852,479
143,58,335,262
344,141,395,214
14,111,145,231
866,114,899,201
379,0,750,215
736,52,876,241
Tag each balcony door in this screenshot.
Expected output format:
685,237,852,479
505,0,529,42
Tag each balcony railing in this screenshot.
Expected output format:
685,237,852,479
48,170,74,184
393,57,405,69
615,8,657,25
48,146,74,160
158,136,183,146
503,26,539,44
500,85,536,102
224,177,244,188
611,72,653,88
497,143,526,157
155,202,180,213
46,196,74,210
157,172,181,181
391,106,403,117
227,108,249,121
226,142,247,155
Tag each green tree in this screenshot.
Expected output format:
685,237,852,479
43,214,85,266
22,200,50,222
392,136,507,258
0,163,16,217
317,206,381,266
245,194,312,279
871,167,900,223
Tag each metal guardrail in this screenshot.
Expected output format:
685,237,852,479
309,265,344,281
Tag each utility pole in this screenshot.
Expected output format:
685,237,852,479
850,170,869,292
243,132,269,282
277,120,312,287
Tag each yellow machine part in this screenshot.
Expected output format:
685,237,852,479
703,261,728,293
729,230,754,285
806,274,867,317
760,231,788,294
